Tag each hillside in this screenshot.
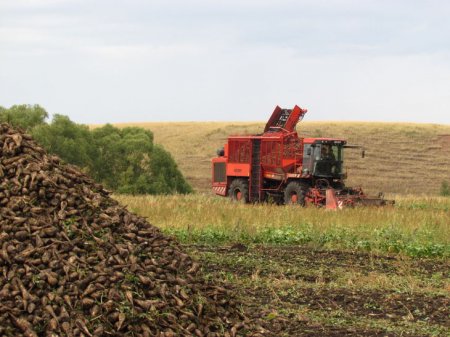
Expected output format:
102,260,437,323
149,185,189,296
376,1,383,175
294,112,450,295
114,121,450,195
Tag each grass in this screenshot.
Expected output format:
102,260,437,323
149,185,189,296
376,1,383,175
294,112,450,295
114,194,450,258
114,192,450,335
111,121,450,195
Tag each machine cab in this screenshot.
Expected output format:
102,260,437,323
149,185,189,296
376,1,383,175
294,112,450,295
302,139,345,179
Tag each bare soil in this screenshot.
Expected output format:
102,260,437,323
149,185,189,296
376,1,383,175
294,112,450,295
187,245,450,337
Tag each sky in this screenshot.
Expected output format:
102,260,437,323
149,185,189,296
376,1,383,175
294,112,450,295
1,0,450,124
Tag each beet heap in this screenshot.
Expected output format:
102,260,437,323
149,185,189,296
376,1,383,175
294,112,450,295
0,124,248,337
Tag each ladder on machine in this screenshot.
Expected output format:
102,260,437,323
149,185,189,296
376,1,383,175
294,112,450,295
250,139,261,202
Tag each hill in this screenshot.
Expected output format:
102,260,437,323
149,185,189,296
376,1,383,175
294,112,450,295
114,121,450,195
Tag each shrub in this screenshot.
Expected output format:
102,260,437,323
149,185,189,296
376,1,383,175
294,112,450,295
441,181,450,196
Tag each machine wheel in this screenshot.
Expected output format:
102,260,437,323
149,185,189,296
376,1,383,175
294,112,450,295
229,179,249,203
284,181,307,206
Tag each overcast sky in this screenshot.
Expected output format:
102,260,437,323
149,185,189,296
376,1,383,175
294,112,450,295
1,0,450,124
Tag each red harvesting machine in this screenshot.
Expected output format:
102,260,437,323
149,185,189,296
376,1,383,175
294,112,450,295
211,105,394,208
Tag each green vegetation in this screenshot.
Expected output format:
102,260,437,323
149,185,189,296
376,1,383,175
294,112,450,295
32,115,95,167
115,193,449,335
0,104,48,129
441,181,450,196
115,194,450,258
0,104,191,194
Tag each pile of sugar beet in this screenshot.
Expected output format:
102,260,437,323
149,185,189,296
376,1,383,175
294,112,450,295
0,124,257,337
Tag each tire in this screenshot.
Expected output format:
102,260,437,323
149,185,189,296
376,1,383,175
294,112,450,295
284,181,308,206
228,179,249,203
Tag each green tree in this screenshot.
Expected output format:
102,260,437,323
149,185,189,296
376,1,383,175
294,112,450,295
92,125,192,194
92,125,154,192
2,104,192,195
149,145,192,194
32,115,97,168
90,124,124,188
0,104,48,130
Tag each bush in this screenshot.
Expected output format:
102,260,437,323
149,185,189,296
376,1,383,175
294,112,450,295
441,181,450,197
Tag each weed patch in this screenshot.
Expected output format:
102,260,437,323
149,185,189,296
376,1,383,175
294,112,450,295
115,194,450,258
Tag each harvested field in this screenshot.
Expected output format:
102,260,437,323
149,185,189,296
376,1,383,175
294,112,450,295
187,245,450,337
0,124,252,336
115,194,450,336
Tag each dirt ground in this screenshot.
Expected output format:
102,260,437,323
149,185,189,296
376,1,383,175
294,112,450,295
186,245,450,337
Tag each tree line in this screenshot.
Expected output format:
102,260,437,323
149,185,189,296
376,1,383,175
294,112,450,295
0,104,192,194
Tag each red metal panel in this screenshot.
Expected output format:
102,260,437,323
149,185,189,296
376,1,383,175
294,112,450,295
284,105,307,132
326,189,339,210
228,139,251,164
264,106,282,132
226,163,250,177
212,185,227,196
261,139,282,167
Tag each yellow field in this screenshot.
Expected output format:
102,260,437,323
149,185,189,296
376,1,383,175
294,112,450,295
114,121,450,195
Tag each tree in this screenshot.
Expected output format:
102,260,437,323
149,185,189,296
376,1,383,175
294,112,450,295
149,145,192,194
32,115,97,169
2,104,192,195
0,104,48,130
92,125,192,194
92,125,154,193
